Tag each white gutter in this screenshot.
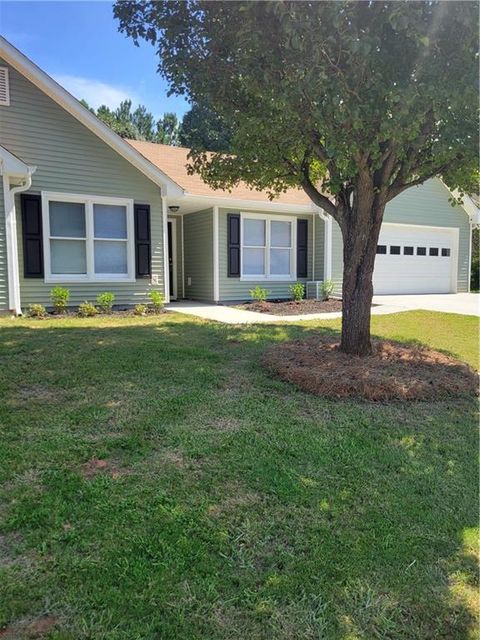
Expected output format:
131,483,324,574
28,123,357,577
3,169,35,314
181,192,317,214
161,195,170,303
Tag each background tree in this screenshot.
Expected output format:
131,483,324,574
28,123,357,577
156,112,182,145
180,103,232,152
115,0,478,355
81,98,182,144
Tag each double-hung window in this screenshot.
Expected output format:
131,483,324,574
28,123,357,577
241,214,295,280
42,192,134,282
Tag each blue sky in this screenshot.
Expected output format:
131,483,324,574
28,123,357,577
1,1,190,119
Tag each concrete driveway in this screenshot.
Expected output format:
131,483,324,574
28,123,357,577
372,293,480,316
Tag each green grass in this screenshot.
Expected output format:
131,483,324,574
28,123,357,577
0,310,478,639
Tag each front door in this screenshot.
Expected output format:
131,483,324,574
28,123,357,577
167,219,177,299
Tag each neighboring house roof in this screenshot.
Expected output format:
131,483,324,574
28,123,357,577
127,140,312,206
0,36,183,197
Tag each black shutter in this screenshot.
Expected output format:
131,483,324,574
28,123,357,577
134,204,151,278
227,213,240,277
21,194,44,278
297,219,308,278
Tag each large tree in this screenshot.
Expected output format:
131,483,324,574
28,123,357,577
115,1,478,355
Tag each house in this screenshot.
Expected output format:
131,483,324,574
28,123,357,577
0,36,476,314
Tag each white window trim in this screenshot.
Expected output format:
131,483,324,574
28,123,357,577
240,212,297,281
41,191,135,283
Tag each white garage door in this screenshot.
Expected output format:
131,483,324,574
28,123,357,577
373,224,457,294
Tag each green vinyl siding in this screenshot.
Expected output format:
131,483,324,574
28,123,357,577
0,177,7,310
218,209,314,302
183,209,213,301
0,58,165,308
331,179,471,294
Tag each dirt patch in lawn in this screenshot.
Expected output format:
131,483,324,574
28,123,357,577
80,457,129,480
237,299,343,315
0,616,59,639
262,336,479,401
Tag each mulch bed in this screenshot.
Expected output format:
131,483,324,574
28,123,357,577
262,335,479,401
237,299,343,315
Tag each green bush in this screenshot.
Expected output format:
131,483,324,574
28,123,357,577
28,303,46,318
320,279,335,301
78,301,98,317
50,287,70,314
149,290,165,313
134,303,148,316
289,282,305,302
249,285,269,303
96,291,115,314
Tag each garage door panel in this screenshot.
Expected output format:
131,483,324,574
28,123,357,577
373,224,455,294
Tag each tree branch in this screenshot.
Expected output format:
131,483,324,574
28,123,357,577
298,156,339,220
386,161,452,201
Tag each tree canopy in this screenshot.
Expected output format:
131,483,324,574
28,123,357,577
114,0,479,354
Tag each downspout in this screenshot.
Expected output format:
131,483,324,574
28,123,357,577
3,169,34,315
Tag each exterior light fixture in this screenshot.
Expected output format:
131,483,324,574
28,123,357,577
168,205,180,213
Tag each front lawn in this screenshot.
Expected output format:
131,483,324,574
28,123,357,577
0,311,478,639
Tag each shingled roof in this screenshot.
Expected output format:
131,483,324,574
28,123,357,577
126,139,312,205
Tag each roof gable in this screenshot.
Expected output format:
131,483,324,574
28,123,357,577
0,36,183,197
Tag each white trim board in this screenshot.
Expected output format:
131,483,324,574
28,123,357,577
167,217,178,300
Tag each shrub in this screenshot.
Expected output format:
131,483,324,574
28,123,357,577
78,301,98,317
289,282,305,302
134,303,148,316
249,285,269,303
28,303,46,318
96,291,115,314
320,279,335,301
50,287,70,314
149,290,165,313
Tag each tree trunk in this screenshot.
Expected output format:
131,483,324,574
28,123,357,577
339,185,385,356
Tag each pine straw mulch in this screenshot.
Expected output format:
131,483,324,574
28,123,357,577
237,299,343,315
262,335,479,401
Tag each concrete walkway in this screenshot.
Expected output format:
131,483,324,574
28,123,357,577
372,293,480,317
166,300,403,325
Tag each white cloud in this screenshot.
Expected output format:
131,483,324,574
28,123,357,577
53,73,138,110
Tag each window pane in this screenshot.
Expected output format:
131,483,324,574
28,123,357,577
271,221,291,247
50,239,86,274
376,245,387,254
243,219,265,246
429,247,439,256
270,248,291,275
243,247,265,275
404,246,414,255
417,247,426,256
94,240,128,274
49,201,85,237
441,248,451,257
94,204,127,239
390,245,401,255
